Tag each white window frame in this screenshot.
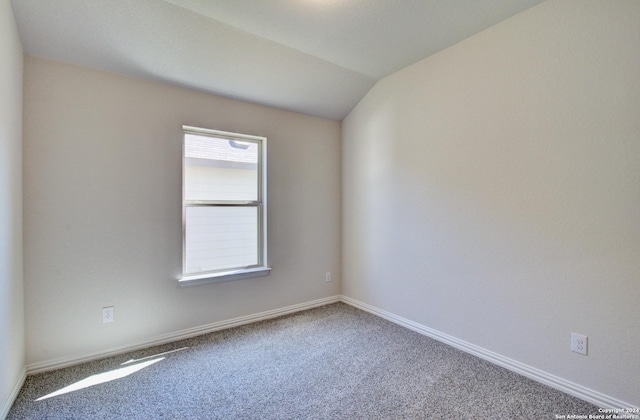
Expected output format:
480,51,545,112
179,125,270,287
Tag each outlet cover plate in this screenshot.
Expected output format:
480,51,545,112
571,333,588,355
102,306,114,324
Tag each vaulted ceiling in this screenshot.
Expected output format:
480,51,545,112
10,0,544,120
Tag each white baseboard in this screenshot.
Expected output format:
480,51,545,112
22,294,636,411
1,368,26,420
340,295,637,410
26,295,341,375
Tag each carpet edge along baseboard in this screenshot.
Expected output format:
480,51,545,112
340,295,637,411
23,294,637,411
25,296,341,375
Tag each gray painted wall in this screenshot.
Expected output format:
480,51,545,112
23,56,341,366
342,0,640,406
0,0,24,415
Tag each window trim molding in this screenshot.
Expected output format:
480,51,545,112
178,267,272,288
179,125,269,286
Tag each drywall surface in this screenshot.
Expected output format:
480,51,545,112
0,0,25,414
342,0,640,406
23,56,341,365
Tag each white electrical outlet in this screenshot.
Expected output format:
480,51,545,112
325,272,332,282
102,306,114,324
571,333,588,355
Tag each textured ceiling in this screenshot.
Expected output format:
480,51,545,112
10,0,544,120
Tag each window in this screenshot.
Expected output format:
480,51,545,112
180,125,270,286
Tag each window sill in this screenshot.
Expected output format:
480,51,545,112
178,267,271,288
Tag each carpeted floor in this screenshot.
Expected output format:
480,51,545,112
9,303,600,419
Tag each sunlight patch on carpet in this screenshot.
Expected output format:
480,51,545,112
36,358,165,401
121,347,189,365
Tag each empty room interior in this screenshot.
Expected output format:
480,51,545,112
1,0,639,417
